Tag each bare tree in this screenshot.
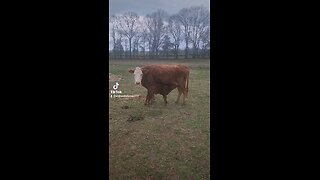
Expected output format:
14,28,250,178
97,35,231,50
176,8,193,58
162,34,174,58
144,29,153,57
109,15,128,59
189,6,210,58
139,29,149,58
200,27,210,58
117,12,140,58
132,33,142,58
114,38,124,59
109,15,119,58
109,6,210,60
145,9,168,58
168,15,182,59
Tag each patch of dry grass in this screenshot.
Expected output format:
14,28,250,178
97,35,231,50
109,59,210,179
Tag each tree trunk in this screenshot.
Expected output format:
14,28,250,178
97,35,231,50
175,45,179,59
185,35,189,59
129,38,132,59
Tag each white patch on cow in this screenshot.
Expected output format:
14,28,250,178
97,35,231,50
133,67,143,84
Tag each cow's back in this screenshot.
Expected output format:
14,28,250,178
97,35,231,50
141,65,189,86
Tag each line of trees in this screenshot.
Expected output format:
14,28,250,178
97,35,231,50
109,6,210,59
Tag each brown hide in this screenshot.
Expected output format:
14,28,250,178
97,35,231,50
140,65,189,106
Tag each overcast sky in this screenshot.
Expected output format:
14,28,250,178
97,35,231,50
109,0,210,16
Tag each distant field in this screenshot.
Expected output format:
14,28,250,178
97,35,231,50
109,59,210,179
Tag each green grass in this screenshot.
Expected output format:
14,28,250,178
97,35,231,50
109,59,210,179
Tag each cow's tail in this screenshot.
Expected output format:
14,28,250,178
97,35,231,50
185,71,189,98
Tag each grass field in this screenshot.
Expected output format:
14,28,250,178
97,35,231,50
109,59,210,179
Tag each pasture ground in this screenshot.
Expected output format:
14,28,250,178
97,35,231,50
109,59,210,179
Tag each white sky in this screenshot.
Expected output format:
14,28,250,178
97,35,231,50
109,0,210,16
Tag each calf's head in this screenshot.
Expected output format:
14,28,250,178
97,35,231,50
129,67,143,85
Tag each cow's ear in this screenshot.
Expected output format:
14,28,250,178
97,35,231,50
128,69,134,74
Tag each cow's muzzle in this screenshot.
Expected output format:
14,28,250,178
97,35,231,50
135,82,140,85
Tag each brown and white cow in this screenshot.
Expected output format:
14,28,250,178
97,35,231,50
129,64,189,106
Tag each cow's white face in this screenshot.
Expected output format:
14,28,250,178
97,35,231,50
129,67,143,85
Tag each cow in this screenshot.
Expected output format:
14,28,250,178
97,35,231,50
129,64,190,106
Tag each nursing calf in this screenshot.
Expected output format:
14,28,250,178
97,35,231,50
129,64,190,106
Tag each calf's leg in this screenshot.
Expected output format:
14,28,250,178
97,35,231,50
150,94,155,104
144,96,148,106
163,95,168,105
145,91,151,106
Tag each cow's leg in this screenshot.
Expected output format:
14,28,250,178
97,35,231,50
163,95,168,105
145,89,155,107
182,91,186,105
181,87,188,105
176,88,182,104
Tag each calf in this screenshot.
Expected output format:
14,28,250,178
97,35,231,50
129,64,189,106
